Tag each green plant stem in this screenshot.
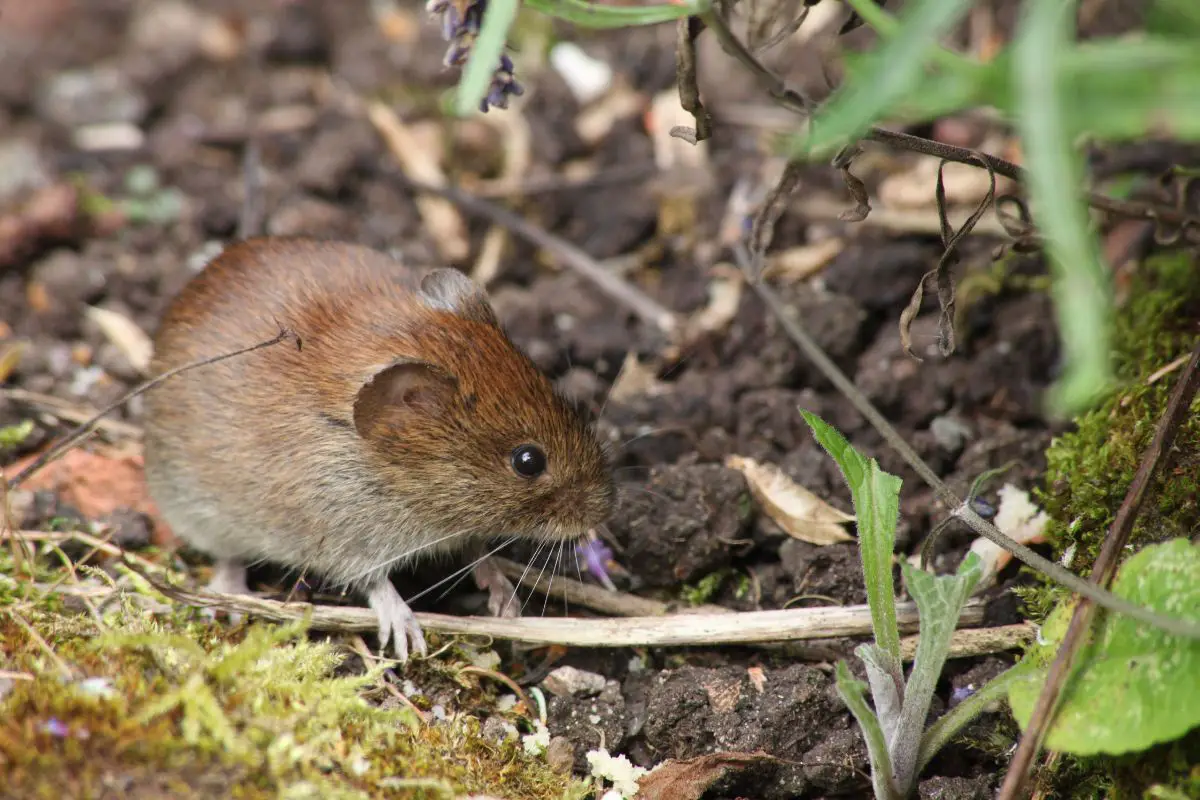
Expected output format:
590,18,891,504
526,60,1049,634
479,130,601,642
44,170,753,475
840,0,974,70
742,260,1200,640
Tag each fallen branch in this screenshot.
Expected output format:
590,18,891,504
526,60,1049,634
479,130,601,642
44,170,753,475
130,560,1034,660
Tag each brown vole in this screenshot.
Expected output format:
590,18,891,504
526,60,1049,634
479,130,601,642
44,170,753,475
142,237,615,660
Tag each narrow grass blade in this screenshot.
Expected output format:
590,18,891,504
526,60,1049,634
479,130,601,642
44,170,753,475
455,0,521,116
524,0,706,27
1013,0,1113,416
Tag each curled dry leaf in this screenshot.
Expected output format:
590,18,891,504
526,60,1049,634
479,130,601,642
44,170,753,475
607,352,667,404
635,752,779,800
683,271,743,340
85,306,153,374
969,483,1050,591
726,454,855,544
763,237,844,282
366,101,469,262
879,157,1000,210
0,341,27,383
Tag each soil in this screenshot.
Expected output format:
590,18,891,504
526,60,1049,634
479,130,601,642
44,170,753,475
0,1,1169,798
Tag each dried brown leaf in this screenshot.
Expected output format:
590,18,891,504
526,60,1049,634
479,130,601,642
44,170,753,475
85,306,153,374
727,455,855,544
684,273,743,338
636,752,779,800
608,352,665,404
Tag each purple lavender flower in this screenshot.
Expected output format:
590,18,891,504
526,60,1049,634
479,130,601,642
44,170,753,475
426,0,525,112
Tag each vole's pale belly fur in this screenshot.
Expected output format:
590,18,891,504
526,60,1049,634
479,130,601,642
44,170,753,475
146,416,479,590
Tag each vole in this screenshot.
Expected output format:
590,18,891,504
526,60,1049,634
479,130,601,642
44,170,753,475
142,237,615,660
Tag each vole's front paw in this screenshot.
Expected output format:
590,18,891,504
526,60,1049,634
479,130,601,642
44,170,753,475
473,557,519,618
202,559,250,624
367,579,428,662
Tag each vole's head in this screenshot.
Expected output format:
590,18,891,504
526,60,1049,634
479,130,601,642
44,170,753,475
352,268,615,544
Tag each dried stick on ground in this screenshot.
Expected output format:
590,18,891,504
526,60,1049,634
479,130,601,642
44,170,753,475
997,339,1200,800
134,563,1033,659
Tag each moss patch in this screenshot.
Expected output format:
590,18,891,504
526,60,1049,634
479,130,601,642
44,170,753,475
1022,249,1200,619
1017,248,1200,798
0,549,588,800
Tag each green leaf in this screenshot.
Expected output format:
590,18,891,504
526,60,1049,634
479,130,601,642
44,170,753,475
1013,0,1113,417
890,554,984,793
1007,538,1200,755
800,410,904,674
801,410,903,671
835,661,902,800
524,0,706,28
1146,0,1200,37
795,0,976,158
455,0,521,117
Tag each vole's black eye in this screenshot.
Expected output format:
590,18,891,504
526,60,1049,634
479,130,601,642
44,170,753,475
511,444,547,479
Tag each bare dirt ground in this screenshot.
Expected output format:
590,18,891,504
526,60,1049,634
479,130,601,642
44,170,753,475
0,1,1190,798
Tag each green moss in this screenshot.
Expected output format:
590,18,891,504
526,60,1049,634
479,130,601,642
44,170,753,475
679,569,730,606
0,546,589,800
1019,249,1200,621
1015,249,1200,797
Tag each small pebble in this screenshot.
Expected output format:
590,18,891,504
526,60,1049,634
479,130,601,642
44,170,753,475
930,414,973,453
542,665,607,698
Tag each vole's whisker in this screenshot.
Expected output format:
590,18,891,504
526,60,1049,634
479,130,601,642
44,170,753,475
523,544,552,617
620,483,670,505
346,529,475,584
406,536,517,606
510,541,543,616
541,543,562,618
617,427,679,452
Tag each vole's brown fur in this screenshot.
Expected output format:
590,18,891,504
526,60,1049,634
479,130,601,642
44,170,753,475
143,237,615,659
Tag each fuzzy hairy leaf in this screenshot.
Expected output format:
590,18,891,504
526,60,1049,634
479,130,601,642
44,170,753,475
889,554,983,792
1007,538,1200,756
800,410,903,677
835,661,901,800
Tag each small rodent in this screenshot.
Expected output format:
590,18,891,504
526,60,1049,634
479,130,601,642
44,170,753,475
143,236,615,660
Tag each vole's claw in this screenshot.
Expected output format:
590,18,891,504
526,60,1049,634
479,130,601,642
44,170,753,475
473,557,520,618
368,579,428,663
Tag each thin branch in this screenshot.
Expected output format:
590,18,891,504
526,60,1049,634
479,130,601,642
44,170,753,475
130,558,1025,656
997,337,1200,800
674,17,713,144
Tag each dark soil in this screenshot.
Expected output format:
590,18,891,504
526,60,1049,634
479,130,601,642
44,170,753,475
0,1,1151,798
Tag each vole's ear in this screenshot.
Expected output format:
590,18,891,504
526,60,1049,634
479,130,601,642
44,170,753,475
353,360,458,438
417,268,499,327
